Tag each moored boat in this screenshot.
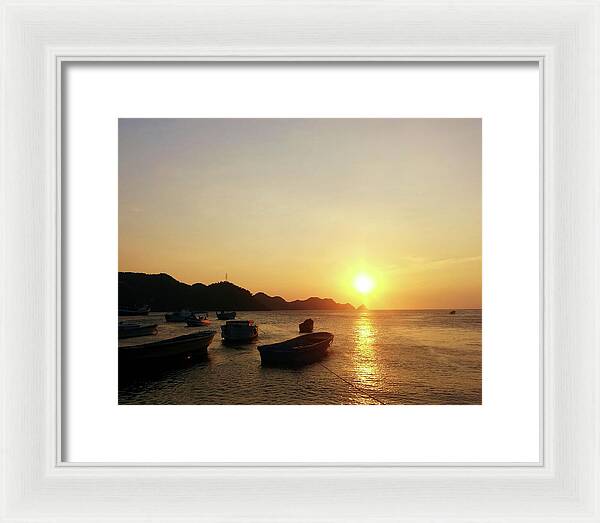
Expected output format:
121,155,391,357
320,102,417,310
119,305,150,316
299,318,314,333
186,312,211,327
118,321,158,339
119,330,217,369
258,332,334,367
221,320,258,343
216,311,237,320
165,310,195,322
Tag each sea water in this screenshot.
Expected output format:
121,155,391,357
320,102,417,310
118,309,481,405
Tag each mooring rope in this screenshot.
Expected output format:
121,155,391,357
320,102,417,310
317,361,387,405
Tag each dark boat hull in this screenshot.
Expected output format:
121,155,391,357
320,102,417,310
217,311,236,320
258,332,334,367
118,323,158,339
119,330,216,370
119,306,150,316
299,319,314,333
222,334,258,345
165,313,194,323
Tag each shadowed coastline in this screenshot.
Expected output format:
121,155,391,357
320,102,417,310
119,272,360,312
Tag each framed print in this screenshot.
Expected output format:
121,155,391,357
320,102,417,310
62,62,539,464
1,1,599,522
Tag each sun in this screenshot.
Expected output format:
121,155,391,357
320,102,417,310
354,273,375,294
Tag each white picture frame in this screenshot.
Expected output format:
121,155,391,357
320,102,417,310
1,1,599,521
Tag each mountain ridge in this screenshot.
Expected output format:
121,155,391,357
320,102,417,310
119,272,358,311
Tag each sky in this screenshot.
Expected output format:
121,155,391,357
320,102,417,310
119,118,481,309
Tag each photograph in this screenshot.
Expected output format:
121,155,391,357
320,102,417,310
118,118,481,405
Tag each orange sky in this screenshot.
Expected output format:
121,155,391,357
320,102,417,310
119,118,481,309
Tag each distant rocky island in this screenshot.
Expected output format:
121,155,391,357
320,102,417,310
119,272,363,312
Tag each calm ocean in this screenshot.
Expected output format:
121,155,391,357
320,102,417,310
119,309,481,405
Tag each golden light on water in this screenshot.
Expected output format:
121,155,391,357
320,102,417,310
353,315,379,392
355,319,375,352
354,273,375,294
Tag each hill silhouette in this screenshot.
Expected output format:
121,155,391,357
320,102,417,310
119,272,356,311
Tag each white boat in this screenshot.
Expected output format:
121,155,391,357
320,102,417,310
220,320,258,343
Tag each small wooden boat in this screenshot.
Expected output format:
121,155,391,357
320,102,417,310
165,310,195,322
119,330,216,369
217,311,237,320
258,332,334,367
299,318,314,333
449,310,457,315
119,305,150,316
221,320,258,343
118,321,158,339
186,312,211,327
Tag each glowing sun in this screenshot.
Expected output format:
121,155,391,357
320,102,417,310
354,274,375,294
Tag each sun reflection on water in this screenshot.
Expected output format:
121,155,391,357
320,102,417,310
353,314,379,388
